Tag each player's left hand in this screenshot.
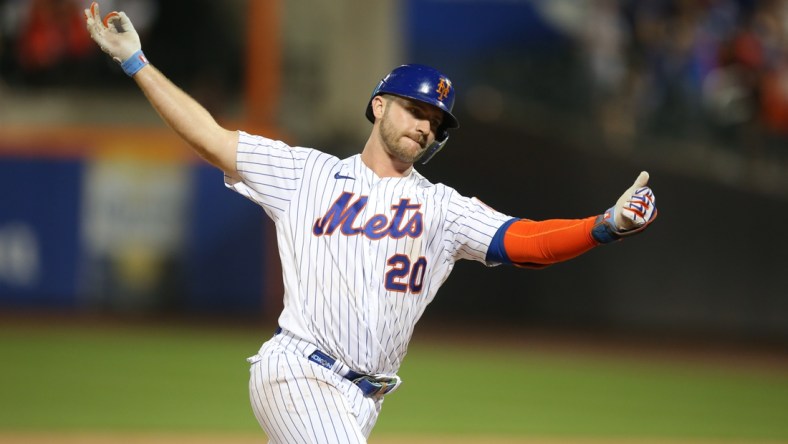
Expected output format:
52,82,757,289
614,171,656,231
591,171,657,244
84,1,141,63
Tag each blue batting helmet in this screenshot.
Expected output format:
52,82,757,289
365,64,460,164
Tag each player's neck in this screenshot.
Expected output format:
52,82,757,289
361,137,413,178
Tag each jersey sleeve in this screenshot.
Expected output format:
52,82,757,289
224,131,311,220
444,189,514,265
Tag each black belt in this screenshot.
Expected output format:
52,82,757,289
275,327,401,398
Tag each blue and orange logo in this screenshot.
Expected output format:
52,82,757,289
435,78,451,101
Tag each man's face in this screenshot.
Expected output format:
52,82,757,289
377,95,444,164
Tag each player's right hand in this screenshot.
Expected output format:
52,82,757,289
85,1,141,63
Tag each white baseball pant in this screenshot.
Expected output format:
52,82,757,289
248,332,383,443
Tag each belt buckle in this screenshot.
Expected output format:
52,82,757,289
352,374,402,399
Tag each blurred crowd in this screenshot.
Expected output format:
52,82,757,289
1,0,787,163
0,0,240,108
0,0,156,87
570,0,788,160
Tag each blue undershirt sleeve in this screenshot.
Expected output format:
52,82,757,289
485,217,518,264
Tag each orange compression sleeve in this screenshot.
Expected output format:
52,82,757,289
502,217,599,268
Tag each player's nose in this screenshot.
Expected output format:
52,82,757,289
415,118,431,138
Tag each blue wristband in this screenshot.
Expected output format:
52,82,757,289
590,206,621,244
120,50,149,77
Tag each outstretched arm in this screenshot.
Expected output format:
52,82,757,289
131,65,239,177
487,171,658,268
84,2,238,178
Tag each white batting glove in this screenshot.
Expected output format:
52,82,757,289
591,171,658,244
84,1,148,76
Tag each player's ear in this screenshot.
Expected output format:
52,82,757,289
371,95,386,120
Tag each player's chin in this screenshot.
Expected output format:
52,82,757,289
401,146,427,164
390,141,425,164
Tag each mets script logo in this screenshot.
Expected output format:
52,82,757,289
435,78,451,101
313,192,423,239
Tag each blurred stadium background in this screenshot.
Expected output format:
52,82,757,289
1,0,787,442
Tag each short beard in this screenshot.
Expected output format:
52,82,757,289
379,106,426,164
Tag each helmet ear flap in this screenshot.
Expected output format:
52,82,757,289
420,131,449,164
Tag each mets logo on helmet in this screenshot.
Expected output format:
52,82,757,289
435,78,451,101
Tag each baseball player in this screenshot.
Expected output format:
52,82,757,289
86,3,657,443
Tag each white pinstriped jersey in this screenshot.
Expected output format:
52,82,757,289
227,131,512,375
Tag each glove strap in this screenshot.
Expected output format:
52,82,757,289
120,50,149,77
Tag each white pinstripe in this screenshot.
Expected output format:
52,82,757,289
229,131,512,441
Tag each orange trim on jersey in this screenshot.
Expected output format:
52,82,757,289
503,217,598,268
